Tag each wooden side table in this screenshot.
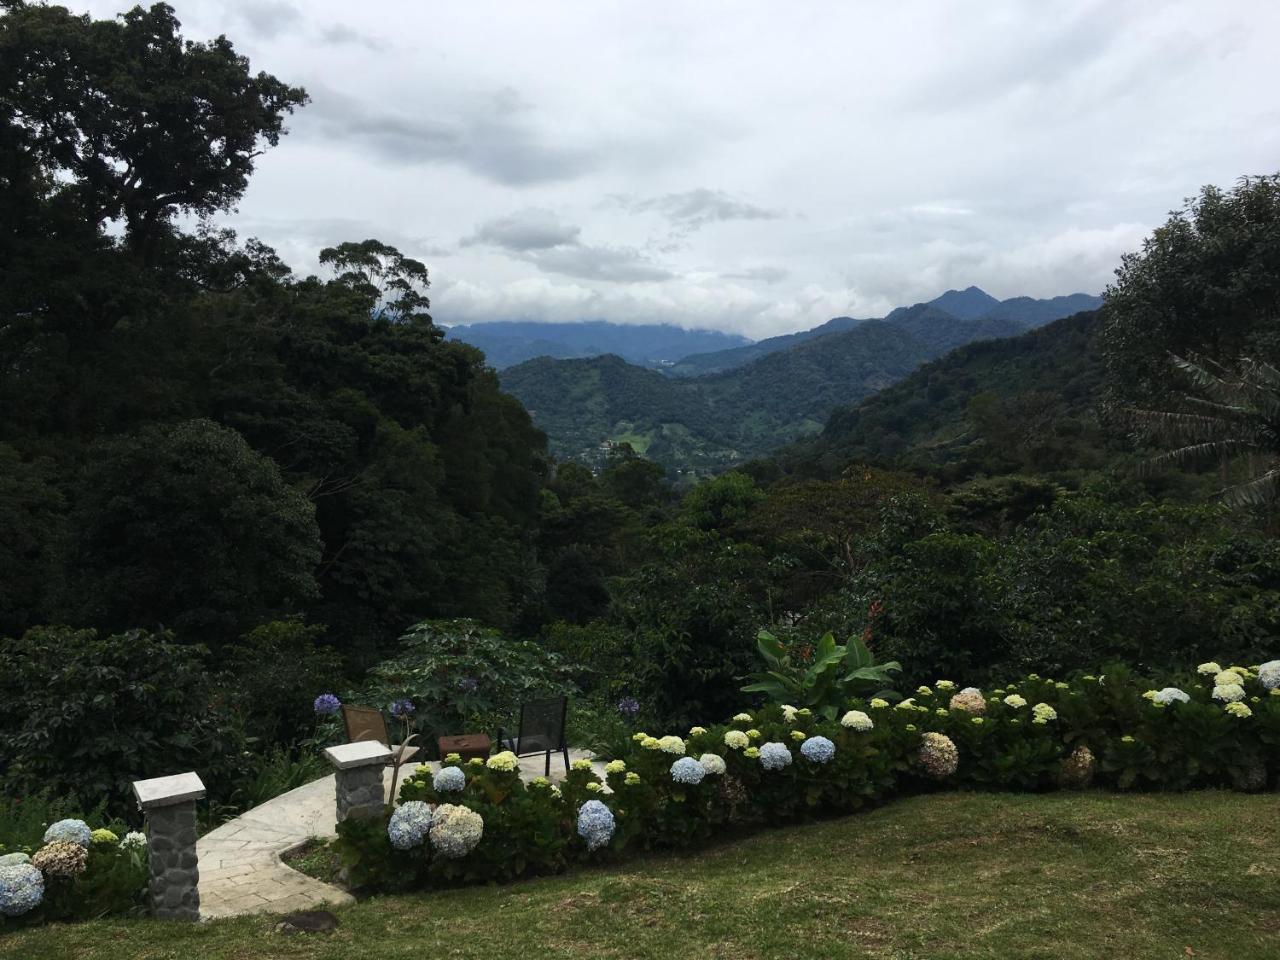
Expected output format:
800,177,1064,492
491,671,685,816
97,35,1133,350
437,733,491,762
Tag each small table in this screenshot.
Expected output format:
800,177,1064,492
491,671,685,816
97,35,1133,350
438,733,491,763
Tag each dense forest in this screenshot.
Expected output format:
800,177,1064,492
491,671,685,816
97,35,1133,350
2,2,1279,824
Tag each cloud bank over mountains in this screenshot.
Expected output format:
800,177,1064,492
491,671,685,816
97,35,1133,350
82,0,1280,337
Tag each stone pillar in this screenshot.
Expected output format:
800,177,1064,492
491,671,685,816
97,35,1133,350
132,771,206,922
324,740,393,825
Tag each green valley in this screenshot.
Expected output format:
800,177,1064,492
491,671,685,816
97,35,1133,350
499,299,1070,476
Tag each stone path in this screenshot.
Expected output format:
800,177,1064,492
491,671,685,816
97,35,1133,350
198,749,603,920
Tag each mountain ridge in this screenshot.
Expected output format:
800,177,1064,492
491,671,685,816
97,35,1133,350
672,288,1101,377
444,320,751,370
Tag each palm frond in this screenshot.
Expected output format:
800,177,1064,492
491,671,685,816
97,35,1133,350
1221,468,1280,508
1143,354,1280,508
1142,440,1254,473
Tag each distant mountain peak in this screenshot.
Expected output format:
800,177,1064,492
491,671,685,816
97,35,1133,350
928,286,1001,320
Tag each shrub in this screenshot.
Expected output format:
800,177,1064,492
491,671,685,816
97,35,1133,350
0,802,146,927
350,620,576,753
217,618,344,747
0,626,249,816
333,656,1279,896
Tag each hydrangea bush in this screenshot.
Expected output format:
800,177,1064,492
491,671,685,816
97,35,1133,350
334,657,1279,897
0,811,147,928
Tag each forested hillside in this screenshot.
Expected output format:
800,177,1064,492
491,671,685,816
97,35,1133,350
664,315,867,376
786,309,1111,480
502,309,1027,474
0,5,547,665
669,288,1101,377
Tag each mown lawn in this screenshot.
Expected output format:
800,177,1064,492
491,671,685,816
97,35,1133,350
3,791,1277,960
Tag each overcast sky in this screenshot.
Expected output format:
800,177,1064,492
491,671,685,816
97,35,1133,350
86,0,1280,337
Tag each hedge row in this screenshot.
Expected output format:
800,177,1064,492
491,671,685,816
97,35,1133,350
333,660,1280,890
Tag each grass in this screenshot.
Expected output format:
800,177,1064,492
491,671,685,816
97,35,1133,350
3,791,1277,959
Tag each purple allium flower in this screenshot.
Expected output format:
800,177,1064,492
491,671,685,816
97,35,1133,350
456,677,478,693
617,696,640,719
390,698,416,719
313,693,341,715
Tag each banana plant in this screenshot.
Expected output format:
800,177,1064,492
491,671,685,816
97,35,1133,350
741,629,902,720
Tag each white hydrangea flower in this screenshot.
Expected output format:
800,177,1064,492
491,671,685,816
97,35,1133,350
723,729,750,750
840,710,873,732
120,831,147,852
1197,662,1222,675
732,713,753,724
699,753,726,775
1004,694,1027,708
605,759,626,775
1152,687,1190,705
781,705,798,723
1258,660,1280,690
657,735,686,755
1213,671,1240,688
1225,701,1252,718
429,804,484,859
1213,683,1246,703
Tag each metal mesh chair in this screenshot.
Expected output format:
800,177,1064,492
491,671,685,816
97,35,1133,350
497,696,570,776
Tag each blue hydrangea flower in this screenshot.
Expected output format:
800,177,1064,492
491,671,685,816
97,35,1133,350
577,799,615,852
43,819,92,848
313,693,341,715
670,756,706,785
433,766,466,792
390,698,416,719
387,801,433,850
0,863,44,917
759,742,793,771
800,735,836,764
617,696,640,719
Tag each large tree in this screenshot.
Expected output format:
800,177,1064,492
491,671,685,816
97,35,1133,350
66,418,322,643
1100,174,1280,409
0,1,307,252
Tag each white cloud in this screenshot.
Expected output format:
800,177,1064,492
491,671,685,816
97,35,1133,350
81,0,1280,335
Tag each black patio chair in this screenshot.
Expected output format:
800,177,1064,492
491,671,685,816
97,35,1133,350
497,696,570,776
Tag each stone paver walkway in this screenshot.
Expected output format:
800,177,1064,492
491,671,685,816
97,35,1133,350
198,749,602,920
